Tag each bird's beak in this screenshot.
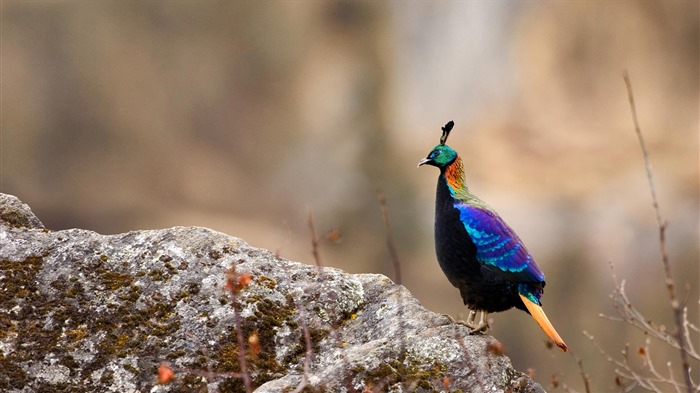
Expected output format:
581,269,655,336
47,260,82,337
417,157,432,168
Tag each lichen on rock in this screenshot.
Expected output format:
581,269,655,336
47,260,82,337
0,193,545,392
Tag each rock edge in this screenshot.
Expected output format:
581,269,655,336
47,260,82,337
0,193,545,393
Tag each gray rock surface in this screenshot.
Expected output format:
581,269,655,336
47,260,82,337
0,193,545,392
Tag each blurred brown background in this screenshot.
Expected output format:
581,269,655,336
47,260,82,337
2,1,698,391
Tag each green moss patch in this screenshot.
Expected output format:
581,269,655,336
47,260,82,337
360,355,448,392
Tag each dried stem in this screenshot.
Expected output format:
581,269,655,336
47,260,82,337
450,325,481,391
307,207,340,268
595,265,699,391
601,274,699,360
566,349,592,393
308,208,323,268
304,210,355,392
165,364,247,382
274,220,292,258
288,287,314,393
226,268,253,392
375,191,407,391
377,190,402,285
623,71,694,393
232,306,252,392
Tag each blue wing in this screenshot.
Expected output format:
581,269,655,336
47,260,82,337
454,201,545,285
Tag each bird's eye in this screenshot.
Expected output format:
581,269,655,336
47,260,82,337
429,150,440,159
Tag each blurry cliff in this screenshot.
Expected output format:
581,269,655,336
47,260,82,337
1,1,697,391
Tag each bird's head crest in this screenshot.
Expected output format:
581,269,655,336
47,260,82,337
440,120,454,145
418,120,457,169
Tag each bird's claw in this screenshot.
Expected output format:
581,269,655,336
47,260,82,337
461,319,489,334
441,313,457,325
442,312,490,334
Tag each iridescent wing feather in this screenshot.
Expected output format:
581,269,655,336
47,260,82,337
454,202,545,284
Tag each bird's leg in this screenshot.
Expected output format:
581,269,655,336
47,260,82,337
467,310,477,325
452,309,490,334
470,311,489,333
440,309,475,326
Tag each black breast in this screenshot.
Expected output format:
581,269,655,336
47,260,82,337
433,175,522,313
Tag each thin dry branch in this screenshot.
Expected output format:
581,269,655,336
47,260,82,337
231,304,253,392
304,210,356,392
277,259,317,393
374,191,408,391
555,344,592,393
225,267,253,392
565,349,592,393
593,273,699,391
158,268,257,388
161,363,247,383
600,274,699,360
308,208,323,268
584,331,669,393
287,281,314,393
623,71,694,393
307,207,341,268
377,190,402,285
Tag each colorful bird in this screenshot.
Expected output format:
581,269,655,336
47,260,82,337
418,121,567,351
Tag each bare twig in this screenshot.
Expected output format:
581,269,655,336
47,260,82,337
601,275,698,359
225,267,253,392
370,375,397,393
560,382,578,393
274,220,292,258
288,291,314,393
163,364,247,382
231,294,252,391
377,190,402,285
595,263,698,391
308,208,323,268
303,210,355,392
623,71,694,393
375,192,407,391
307,207,341,268
584,331,665,393
158,268,257,388
566,349,592,393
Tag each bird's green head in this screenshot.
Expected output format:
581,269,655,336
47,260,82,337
418,121,457,169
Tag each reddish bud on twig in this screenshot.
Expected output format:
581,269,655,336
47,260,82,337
158,363,175,384
550,374,559,389
486,341,505,355
225,266,252,295
248,331,260,358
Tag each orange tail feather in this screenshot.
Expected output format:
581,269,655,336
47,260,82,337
518,294,568,351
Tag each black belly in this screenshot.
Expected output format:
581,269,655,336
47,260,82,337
434,177,525,313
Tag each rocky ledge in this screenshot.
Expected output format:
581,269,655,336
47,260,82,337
0,193,544,392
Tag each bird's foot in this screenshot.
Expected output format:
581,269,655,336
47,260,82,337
441,313,457,325
442,311,490,334
461,319,490,334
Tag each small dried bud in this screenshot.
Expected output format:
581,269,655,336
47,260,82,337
527,368,536,379
326,228,342,242
225,266,252,295
486,341,505,355
158,363,174,384
550,374,558,388
248,331,260,357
